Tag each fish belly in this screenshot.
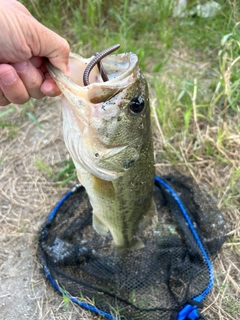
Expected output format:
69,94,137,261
77,139,156,252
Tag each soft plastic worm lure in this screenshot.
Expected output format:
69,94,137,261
83,44,120,86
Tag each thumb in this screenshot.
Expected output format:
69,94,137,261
31,23,70,75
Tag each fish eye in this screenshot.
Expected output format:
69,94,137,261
129,97,145,114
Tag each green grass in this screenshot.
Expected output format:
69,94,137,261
62,292,71,312
35,158,77,187
22,1,237,66
21,99,45,128
0,98,44,137
35,158,54,177
52,159,77,186
0,106,16,127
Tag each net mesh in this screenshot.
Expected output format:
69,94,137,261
39,174,227,320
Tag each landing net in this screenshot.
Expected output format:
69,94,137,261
39,174,227,320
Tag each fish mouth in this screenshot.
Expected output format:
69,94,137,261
47,51,139,181
47,51,138,103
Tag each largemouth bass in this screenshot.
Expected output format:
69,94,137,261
47,46,156,252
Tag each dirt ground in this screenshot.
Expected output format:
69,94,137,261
0,99,99,320
0,95,239,320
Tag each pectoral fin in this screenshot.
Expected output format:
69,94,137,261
92,175,115,199
77,171,83,185
93,212,109,235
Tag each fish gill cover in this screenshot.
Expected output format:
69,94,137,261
39,173,227,320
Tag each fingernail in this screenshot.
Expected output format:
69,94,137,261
41,82,53,93
0,70,17,85
14,61,29,72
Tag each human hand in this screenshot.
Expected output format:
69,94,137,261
0,0,70,106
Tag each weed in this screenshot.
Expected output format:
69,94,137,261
20,100,44,129
216,23,240,114
35,158,77,186
26,112,44,129
0,106,16,128
62,293,71,311
0,106,16,118
224,292,240,317
7,127,19,140
53,159,77,187
35,158,54,178
58,287,71,311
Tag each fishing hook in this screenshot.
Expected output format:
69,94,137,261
83,44,120,86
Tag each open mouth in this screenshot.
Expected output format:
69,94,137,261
47,47,138,89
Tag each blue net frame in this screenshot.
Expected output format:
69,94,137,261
39,175,226,320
